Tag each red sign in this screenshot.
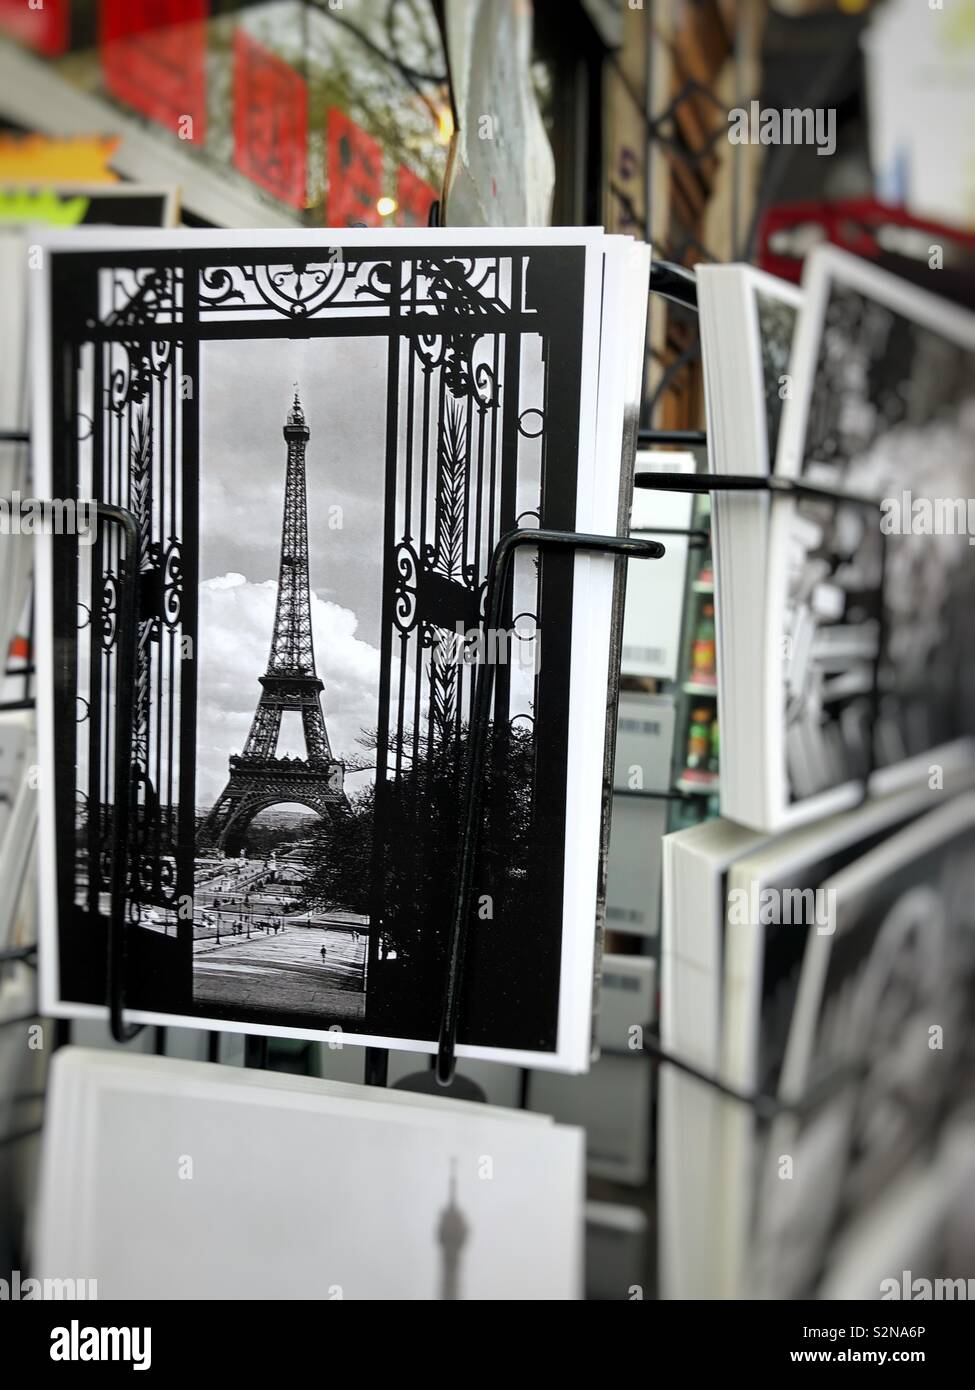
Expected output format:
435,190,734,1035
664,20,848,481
100,0,208,144
396,164,437,228
0,0,69,54
758,196,975,285
326,108,383,228
232,30,307,208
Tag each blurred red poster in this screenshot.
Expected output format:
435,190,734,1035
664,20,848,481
397,165,437,227
0,0,69,54
233,30,306,208
100,0,208,143
326,109,382,227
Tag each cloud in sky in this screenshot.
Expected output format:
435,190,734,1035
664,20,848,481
196,573,381,806
199,334,387,648
195,334,390,810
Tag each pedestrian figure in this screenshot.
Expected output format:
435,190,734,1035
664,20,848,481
320,945,327,962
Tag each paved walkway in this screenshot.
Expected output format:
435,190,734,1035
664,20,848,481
193,921,367,1021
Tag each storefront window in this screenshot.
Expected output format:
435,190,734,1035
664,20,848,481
0,0,452,225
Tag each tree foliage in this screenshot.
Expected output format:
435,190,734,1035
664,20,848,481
304,721,535,966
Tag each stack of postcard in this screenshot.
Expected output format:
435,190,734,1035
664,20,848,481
749,794,975,1298
35,1047,585,1299
31,227,652,1074
817,1112,975,1301
697,264,801,832
701,249,975,833
658,753,975,1298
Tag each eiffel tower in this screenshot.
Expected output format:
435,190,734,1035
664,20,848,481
199,389,346,853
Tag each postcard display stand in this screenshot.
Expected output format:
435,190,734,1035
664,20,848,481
611,265,890,1124
3,261,898,1225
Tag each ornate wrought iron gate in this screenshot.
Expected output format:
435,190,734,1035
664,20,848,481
50,242,587,1047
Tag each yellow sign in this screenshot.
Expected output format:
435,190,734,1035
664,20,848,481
0,135,120,184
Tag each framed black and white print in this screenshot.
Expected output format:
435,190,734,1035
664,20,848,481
33,226,630,1071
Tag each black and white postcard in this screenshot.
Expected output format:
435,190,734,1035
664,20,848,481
33,227,640,1071
718,756,975,1296
750,794,975,1298
764,246,975,830
38,1047,585,1300
659,760,975,1299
